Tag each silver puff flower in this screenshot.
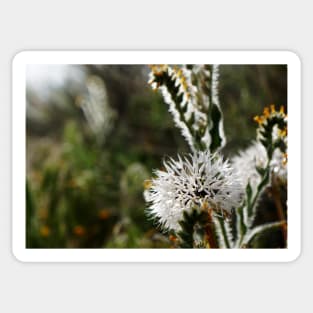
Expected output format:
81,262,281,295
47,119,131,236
144,151,243,233
231,141,287,192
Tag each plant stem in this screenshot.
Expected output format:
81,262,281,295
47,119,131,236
217,217,230,248
205,210,218,248
241,220,287,247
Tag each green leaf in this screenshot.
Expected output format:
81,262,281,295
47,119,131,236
241,220,287,247
256,166,266,176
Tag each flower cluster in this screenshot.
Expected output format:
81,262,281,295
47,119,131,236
145,64,288,249
254,104,287,127
149,65,196,149
254,104,287,155
144,151,243,233
148,64,225,152
231,141,287,191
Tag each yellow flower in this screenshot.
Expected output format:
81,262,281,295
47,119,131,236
253,115,264,125
143,179,152,190
98,209,111,220
263,107,270,117
39,225,51,237
254,104,287,126
73,225,86,237
149,64,168,76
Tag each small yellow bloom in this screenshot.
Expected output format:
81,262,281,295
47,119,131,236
39,225,51,237
201,201,209,211
254,115,264,124
149,64,168,76
278,127,287,137
169,234,177,242
98,209,111,220
176,69,183,78
143,179,152,190
73,225,86,237
180,77,187,89
263,107,270,117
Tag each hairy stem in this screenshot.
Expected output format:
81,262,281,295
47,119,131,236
241,220,287,247
217,217,231,248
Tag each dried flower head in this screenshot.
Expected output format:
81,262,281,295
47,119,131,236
144,151,243,233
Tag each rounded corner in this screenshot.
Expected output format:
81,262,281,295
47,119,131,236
11,246,27,263
285,50,301,66
12,50,30,67
285,247,302,263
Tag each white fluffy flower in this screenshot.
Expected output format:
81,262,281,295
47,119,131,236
231,141,287,191
144,151,243,232
271,149,287,184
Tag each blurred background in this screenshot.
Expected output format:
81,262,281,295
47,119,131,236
26,64,287,248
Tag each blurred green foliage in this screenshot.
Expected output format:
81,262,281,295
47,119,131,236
220,65,287,156
26,64,287,248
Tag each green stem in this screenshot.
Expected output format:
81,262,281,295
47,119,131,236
217,217,230,248
236,160,271,247
248,160,271,218
237,206,247,247
241,221,287,247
